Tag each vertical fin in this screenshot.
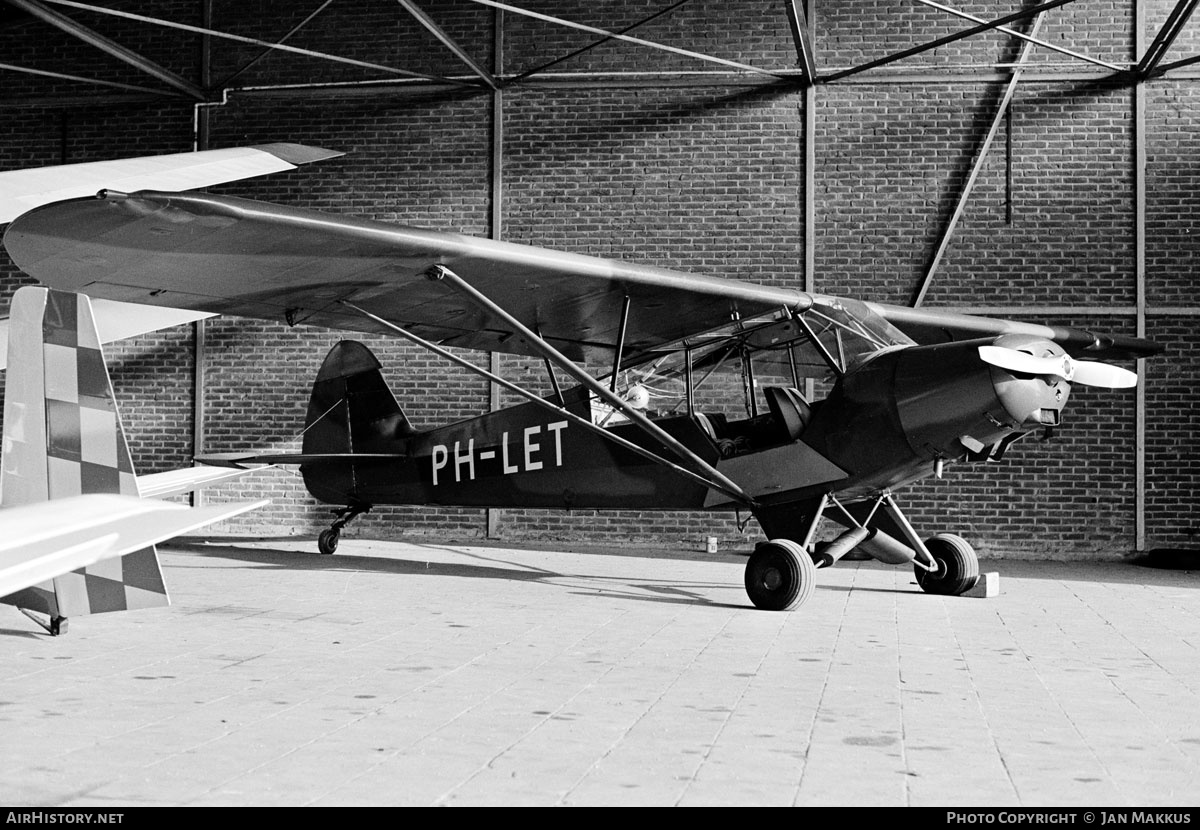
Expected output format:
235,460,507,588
300,340,412,505
0,287,169,618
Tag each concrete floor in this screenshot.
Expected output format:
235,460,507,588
1,536,1198,807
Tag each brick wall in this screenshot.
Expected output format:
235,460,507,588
0,2,1193,558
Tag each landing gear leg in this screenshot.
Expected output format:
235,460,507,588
914,534,980,596
19,609,68,636
318,503,371,555
879,493,980,597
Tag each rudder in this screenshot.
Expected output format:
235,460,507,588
301,340,413,504
0,288,169,621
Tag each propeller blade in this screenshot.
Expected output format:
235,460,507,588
1070,361,1138,389
977,345,1138,388
978,345,1069,377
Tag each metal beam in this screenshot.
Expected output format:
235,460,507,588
1154,51,1200,74
823,0,1079,83
33,0,479,88
218,0,335,89
506,0,691,85
802,3,817,403
462,0,796,81
5,0,206,99
912,12,1046,308
397,0,497,89
1137,0,1200,78
0,61,184,96
784,0,817,83
1134,1,1148,553
487,7,504,539
191,0,214,511
913,0,1123,72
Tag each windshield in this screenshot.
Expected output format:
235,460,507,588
590,296,915,426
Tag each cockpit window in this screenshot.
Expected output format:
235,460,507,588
802,296,915,372
590,295,914,426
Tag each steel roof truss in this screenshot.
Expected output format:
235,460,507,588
34,0,477,88
507,0,692,85
0,60,184,96
824,0,1079,83
914,0,1122,72
462,0,794,81
784,0,817,82
6,0,205,99
396,0,497,89
913,12,1046,307
218,0,336,89
1138,0,1200,78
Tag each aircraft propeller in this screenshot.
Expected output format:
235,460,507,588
977,345,1138,389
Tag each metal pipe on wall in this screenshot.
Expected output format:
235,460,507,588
191,0,214,509
486,7,504,539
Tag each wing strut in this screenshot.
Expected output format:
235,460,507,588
421,265,759,507
339,300,760,509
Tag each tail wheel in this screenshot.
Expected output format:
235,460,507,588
745,539,816,611
914,533,979,596
318,528,340,556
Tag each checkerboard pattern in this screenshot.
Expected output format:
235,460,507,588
0,288,169,618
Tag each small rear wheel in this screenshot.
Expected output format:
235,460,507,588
318,528,340,556
914,533,979,596
745,539,816,611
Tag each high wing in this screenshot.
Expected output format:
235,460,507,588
869,303,1154,361
3,190,1159,369
0,144,345,368
0,143,343,224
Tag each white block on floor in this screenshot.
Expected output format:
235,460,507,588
964,571,1000,598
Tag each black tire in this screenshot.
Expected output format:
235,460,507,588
745,539,816,611
318,528,340,556
914,533,979,596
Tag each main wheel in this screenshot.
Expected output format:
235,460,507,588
318,528,340,556
745,539,816,611
914,533,979,596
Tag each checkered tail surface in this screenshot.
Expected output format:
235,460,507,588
0,288,169,617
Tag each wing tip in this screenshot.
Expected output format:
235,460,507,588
250,143,346,166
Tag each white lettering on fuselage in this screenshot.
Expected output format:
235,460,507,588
431,421,567,486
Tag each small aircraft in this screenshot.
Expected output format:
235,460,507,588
0,286,265,635
2,187,1160,612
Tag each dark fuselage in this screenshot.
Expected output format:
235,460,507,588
300,338,1068,514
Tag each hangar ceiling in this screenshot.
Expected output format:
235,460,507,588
1,1,1197,100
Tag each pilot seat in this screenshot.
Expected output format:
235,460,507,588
764,386,813,443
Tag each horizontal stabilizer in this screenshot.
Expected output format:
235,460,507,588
197,452,406,469
137,464,263,499
0,494,267,599
0,287,268,625
0,143,344,224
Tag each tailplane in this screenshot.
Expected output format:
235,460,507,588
1,288,169,625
